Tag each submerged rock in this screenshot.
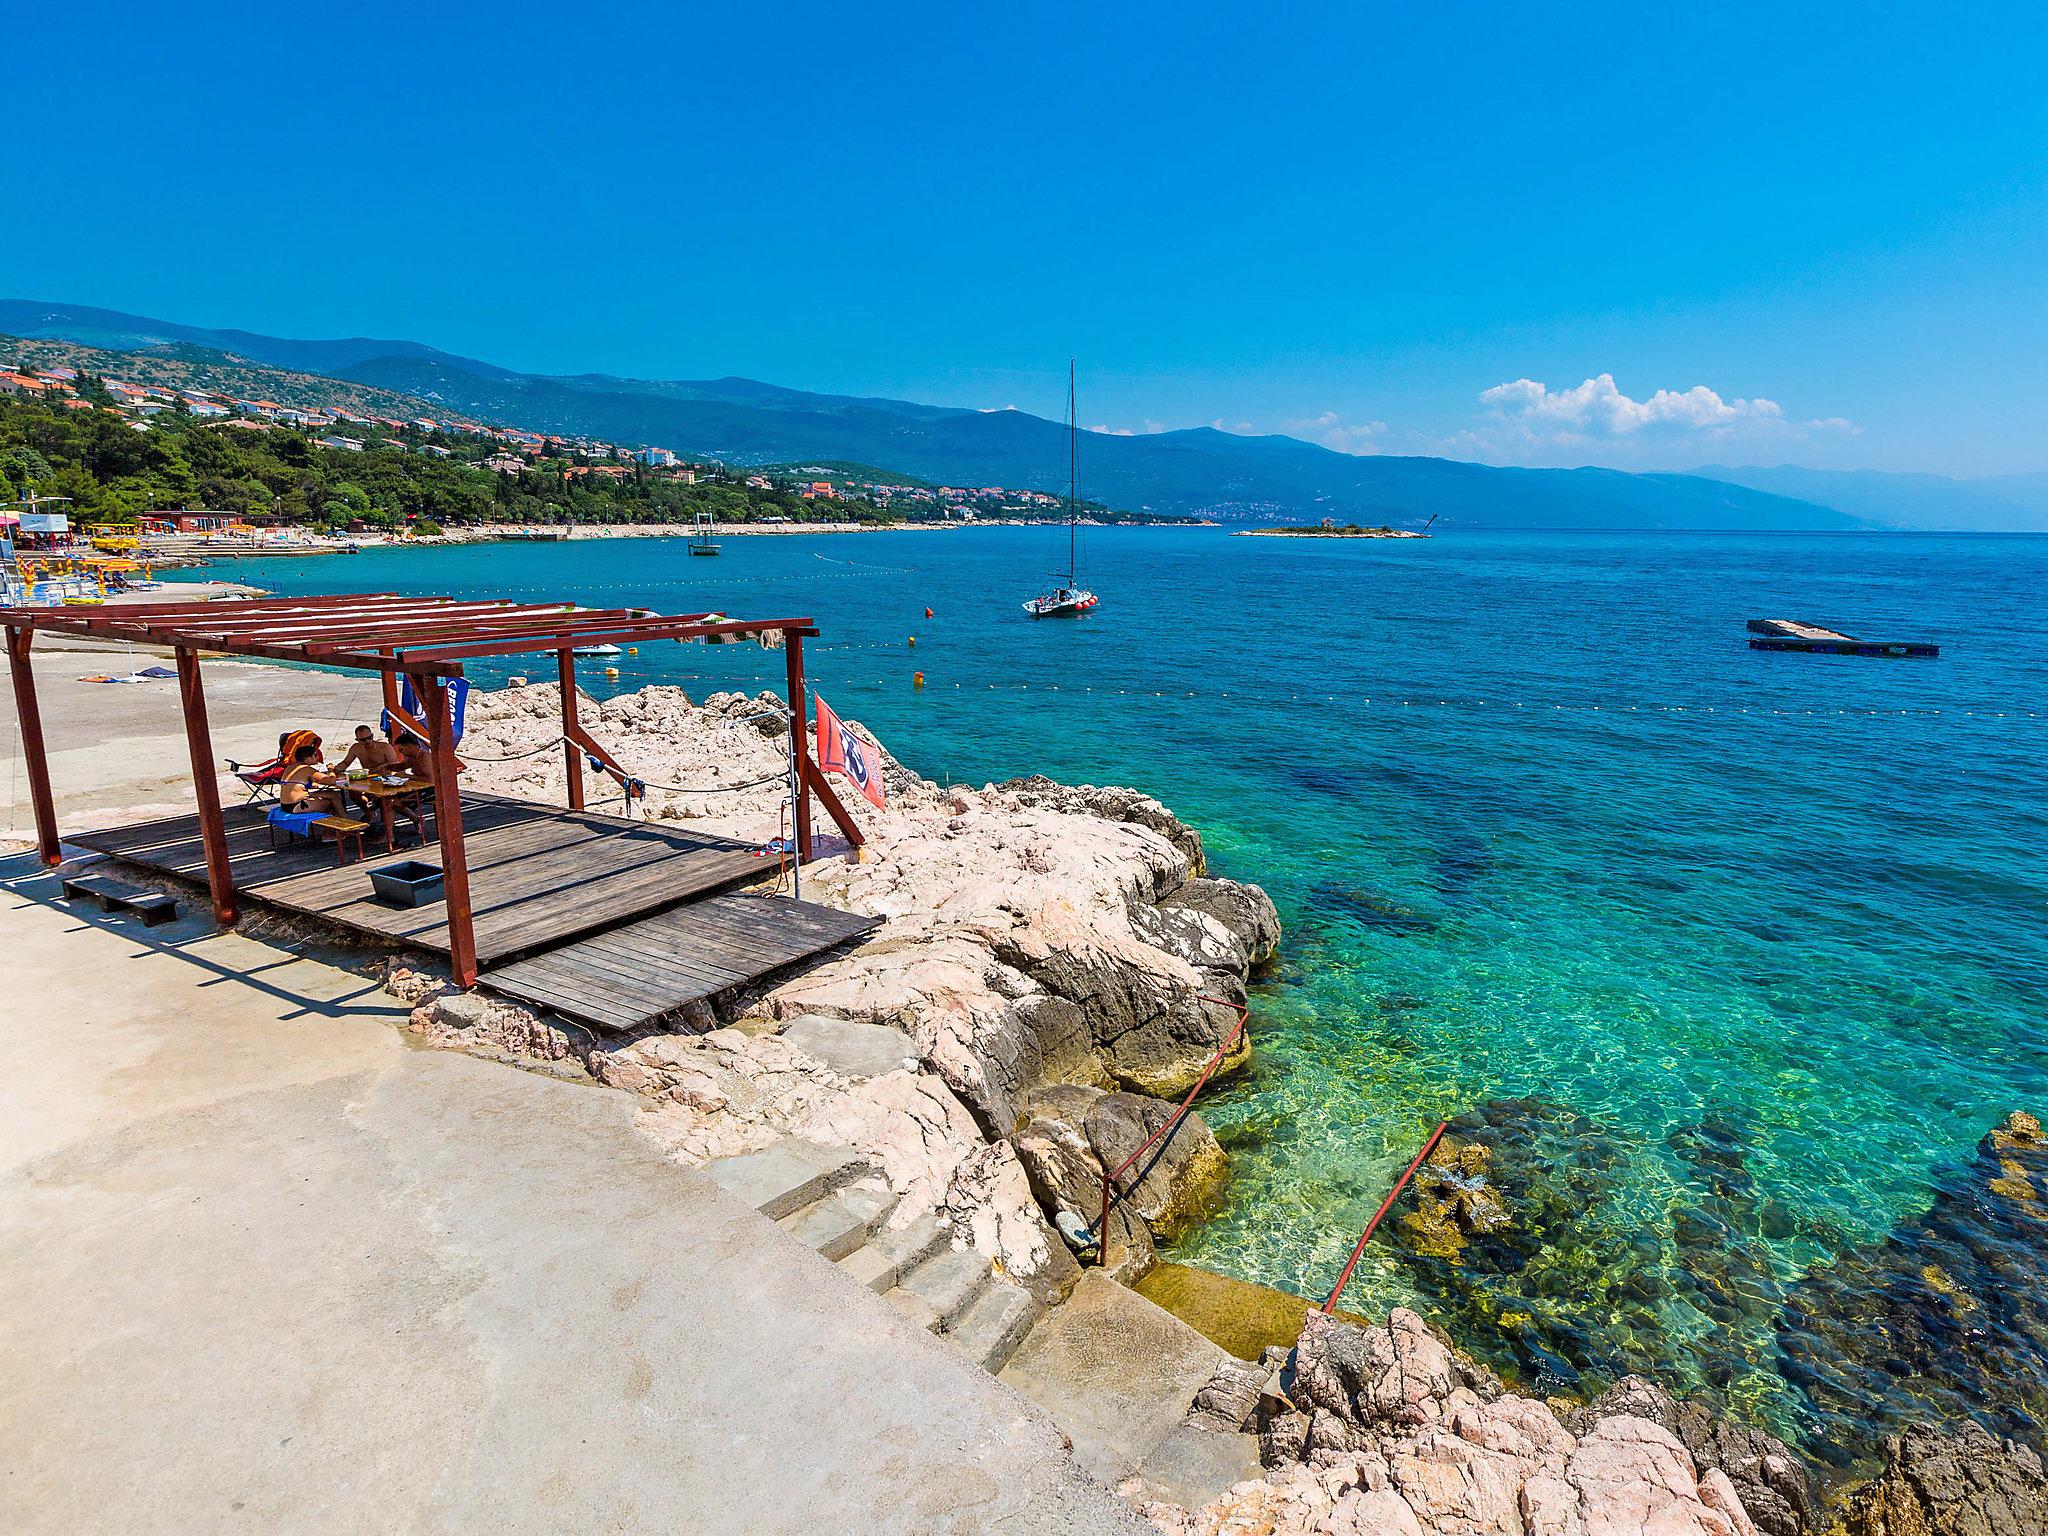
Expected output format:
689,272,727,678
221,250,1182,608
1838,1422,2048,1536
1383,1098,1662,1394
1777,1110,2048,1464
1134,1262,1360,1364
1383,1099,1804,1414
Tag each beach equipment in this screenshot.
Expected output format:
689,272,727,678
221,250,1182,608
226,751,293,803
689,509,721,556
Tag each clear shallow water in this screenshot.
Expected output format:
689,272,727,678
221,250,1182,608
189,526,2048,1442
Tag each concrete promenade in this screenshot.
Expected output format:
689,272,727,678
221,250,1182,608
0,856,1140,1534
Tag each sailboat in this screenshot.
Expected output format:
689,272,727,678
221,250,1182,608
1022,360,1099,619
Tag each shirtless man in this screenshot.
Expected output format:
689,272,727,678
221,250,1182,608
334,724,405,777
391,724,464,785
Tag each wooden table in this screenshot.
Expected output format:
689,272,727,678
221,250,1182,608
348,776,432,853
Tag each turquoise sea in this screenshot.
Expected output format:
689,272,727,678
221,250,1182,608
185,525,2048,1453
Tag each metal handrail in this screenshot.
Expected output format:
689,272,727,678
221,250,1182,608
1095,994,1250,1266
1319,1118,1451,1313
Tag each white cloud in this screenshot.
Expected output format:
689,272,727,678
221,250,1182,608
1463,374,1855,461
1087,423,1134,436
1284,410,1390,455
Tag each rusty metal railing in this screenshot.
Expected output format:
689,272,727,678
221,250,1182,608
1095,994,1249,1267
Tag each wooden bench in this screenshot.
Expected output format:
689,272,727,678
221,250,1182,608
59,872,179,927
312,815,369,865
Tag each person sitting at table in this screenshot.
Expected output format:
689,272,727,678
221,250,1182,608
390,723,464,784
335,724,405,777
335,724,424,842
278,744,345,816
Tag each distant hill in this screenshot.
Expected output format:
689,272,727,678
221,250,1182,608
2,298,1872,530
1691,464,2048,532
0,331,438,423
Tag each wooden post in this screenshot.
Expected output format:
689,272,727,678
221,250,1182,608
784,630,813,861
4,626,62,867
423,670,478,987
557,649,584,811
173,645,238,924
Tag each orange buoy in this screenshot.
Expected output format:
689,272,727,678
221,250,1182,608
924,606,933,619
913,671,925,689
908,635,917,648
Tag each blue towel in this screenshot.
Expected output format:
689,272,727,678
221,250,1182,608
381,675,469,745
267,806,325,838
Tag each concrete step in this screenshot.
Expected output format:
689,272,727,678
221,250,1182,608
947,1280,1042,1374
836,1213,949,1295
998,1272,1233,1491
699,1139,870,1220
883,1286,942,1333
1127,1421,1264,1512
779,1183,895,1262
836,1245,898,1293
868,1214,948,1277
895,1240,991,1331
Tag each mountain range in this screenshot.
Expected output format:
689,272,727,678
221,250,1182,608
6,299,2040,530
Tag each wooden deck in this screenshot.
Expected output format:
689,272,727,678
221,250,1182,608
71,794,773,967
480,892,880,1031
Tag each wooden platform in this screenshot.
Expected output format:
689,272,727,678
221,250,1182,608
480,892,880,1031
1747,618,1939,657
71,794,773,967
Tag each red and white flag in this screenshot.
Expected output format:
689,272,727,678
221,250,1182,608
812,691,886,810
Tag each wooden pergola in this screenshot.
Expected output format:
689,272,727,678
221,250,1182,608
1,593,864,986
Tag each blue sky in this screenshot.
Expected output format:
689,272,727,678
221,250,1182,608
9,3,2046,474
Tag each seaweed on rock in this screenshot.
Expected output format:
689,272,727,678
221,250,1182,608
1777,1111,2048,1468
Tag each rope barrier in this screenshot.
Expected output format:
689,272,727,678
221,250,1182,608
1095,996,1249,1268
515,668,2047,721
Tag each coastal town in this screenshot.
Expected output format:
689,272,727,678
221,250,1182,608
1,342,1122,545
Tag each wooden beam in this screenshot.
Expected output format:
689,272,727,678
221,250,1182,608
801,757,866,850
557,650,584,811
4,626,61,866
174,646,238,924
421,671,478,988
395,616,816,663
785,631,813,860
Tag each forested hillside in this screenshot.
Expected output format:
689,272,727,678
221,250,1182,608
0,393,846,532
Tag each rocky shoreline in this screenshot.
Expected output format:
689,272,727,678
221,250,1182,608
367,680,2040,1536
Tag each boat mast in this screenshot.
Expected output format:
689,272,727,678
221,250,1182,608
1066,359,1077,583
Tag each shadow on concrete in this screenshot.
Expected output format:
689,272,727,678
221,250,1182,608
0,849,401,1025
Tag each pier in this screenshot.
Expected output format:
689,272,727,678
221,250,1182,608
1747,619,1939,658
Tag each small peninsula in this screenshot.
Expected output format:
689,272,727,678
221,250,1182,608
1232,522,1430,538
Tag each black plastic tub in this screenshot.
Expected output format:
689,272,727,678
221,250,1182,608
369,860,445,908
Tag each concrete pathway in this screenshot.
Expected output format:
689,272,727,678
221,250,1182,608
0,855,1142,1535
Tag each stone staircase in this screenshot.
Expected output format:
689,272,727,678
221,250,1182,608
700,1137,1043,1375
